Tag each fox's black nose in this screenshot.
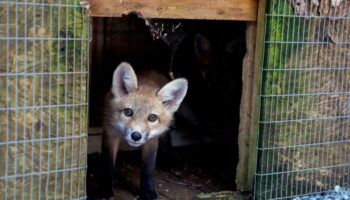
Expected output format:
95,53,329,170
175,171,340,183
131,132,142,141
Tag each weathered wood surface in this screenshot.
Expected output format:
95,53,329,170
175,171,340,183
236,0,266,192
236,21,257,192
88,0,257,21
247,0,266,192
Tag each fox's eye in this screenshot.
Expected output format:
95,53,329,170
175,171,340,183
148,114,157,122
123,108,133,117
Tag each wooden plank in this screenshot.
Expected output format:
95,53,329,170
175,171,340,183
235,21,257,191
246,0,266,191
88,0,257,21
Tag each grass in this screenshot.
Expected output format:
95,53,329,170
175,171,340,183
0,1,88,199
255,0,350,199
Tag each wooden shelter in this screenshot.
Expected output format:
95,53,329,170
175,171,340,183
87,0,265,192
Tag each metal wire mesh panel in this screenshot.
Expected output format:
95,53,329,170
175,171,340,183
0,0,89,199
255,0,350,199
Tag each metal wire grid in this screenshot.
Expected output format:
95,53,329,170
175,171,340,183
0,0,89,199
255,0,350,199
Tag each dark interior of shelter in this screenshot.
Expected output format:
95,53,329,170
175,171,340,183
87,14,247,199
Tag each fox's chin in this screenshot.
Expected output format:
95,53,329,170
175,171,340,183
126,141,143,147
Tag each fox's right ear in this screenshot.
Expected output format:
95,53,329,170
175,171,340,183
112,62,138,98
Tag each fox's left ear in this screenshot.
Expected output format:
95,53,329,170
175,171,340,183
157,78,188,113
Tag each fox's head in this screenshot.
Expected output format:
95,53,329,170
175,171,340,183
194,33,243,81
107,62,188,147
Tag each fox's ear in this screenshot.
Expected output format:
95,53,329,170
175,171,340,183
112,62,138,98
194,33,211,59
225,39,243,56
194,33,211,56
157,78,188,113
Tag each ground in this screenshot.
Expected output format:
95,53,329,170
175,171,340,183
87,142,251,200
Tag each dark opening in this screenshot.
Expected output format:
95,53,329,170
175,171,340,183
87,14,246,199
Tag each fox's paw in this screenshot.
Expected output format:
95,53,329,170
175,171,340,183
139,191,158,200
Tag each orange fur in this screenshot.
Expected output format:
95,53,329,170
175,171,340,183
99,62,188,199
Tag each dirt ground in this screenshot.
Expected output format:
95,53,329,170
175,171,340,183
87,142,251,200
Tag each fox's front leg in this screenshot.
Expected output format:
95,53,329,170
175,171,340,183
99,134,121,199
140,137,159,200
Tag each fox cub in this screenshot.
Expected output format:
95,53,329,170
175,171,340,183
99,62,188,200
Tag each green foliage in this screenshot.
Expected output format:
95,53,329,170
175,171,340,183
51,0,88,72
263,0,307,95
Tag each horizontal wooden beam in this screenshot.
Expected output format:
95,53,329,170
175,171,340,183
88,0,257,21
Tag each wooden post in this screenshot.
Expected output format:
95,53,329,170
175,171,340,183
236,21,257,191
247,0,266,192
236,0,266,192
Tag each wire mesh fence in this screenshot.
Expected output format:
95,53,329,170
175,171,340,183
0,0,89,199
255,0,350,199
